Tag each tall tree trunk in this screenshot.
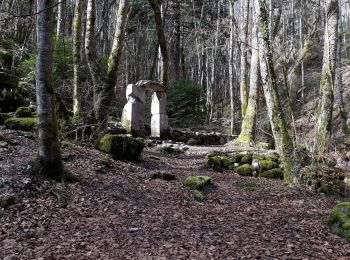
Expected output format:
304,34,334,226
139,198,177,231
257,0,297,182
149,0,169,86
73,0,83,118
228,0,235,134
56,0,65,36
240,0,250,117
173,0,181,80
237,0,260,143
96,0,130,128
34,0,65,179
314,0,339,153
85,0,98,118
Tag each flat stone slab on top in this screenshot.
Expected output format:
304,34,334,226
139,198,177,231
135,80,166,93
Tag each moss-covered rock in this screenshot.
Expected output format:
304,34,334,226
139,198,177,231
184,176,211,190
204,154,222,171
236,164,253,176
259,160,279,171
241,153,253,164
4,117,37,131
260,168,283,179
96,134,145,160
15,106,33,118
326,202,350,242
0,49,12,69
204,152,235,171
193,190,205,201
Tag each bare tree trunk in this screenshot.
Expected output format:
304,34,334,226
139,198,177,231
228,0,235,134
73,0,83,118
34,0,65,179
96,0,131,128
56,0,65,36
149,0,169,86
314,0,339,153
240,0,250,117
173,0,181,80
237,0,259,143
257,0,297,182
85,0,98,118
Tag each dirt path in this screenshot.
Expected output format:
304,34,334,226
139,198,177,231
1,130,350,259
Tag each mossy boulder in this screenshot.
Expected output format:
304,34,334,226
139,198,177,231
259,160,279,172
260,168,283,179
193,190,205,201
236,164,253,177
184,176,211,190
241,153,253,164
15,106,33,118
326,202,350,242
96,134,145,160
204,152,235,171
4,117,37,131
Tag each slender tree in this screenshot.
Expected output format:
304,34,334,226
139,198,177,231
85,0,98,117
96,0,131,128
314,0,339,153
149,0,169,86
33,0,65,179
257,0,298,182
240,0,250,117
237,0,260,143
73,0,84,118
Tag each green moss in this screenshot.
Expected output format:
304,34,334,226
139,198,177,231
193,190,205,201
61,140,75,150
184,176,211,190
241,154,253,164
204,152,235,171
256,142,273,149
15,106,33,118
96,134,145,160
236,135,251,144
4,117,37,131
260,168,283,179
259,160,279,171
326,202,350,242
236,164,253,177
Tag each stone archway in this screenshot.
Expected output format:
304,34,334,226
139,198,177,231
121,80,168,138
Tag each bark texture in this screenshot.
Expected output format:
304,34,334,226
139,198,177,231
314,0,339,153
73,0,83,118
149,0,169,87
257,0,297,182
35,0,64,178
240,0,250,117
96,0,130,128
237,0,260,143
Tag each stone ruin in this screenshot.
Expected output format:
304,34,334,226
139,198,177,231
121,80,168,138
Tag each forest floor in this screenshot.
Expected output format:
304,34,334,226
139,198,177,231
1,128,350,259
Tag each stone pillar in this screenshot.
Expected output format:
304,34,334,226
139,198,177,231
151,92,168,138
121,84,145,136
